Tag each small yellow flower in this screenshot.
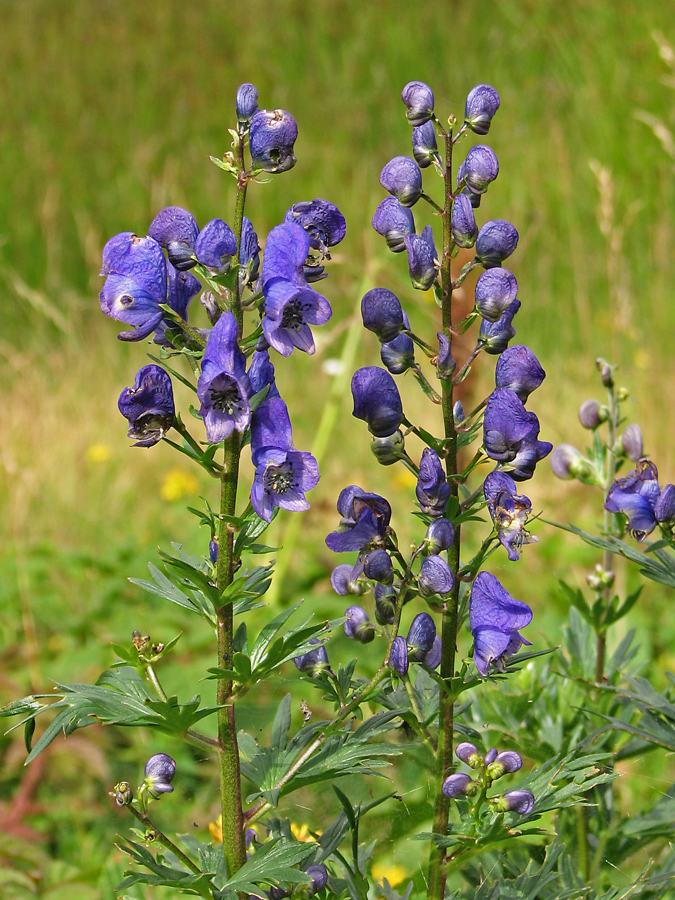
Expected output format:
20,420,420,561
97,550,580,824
209,814,223,843
371,862,407,888
160,468,200,502
290,822,321,842
86,443,111,464
394,469,417,490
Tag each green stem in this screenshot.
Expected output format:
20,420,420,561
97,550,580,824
428,127,460,900
596,381,618,684
125,803,203,877
403,675,438,753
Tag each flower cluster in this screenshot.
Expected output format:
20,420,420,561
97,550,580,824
442,742,534,817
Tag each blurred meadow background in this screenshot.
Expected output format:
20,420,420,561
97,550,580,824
2,0,675,896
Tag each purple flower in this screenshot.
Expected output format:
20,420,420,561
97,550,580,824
236,82,259,123
250,396,320,523
380,156,423,207
475,269,518,322
260,223,332,356
331,564,365,596
407,612,436,661
326,486,391,553
144,753,176,798
344,605,375,643
401,81,434,125
294,639,329,674
478,300,520,355
550,444,590,480
656,484,675,524
442,773,473,798
375,585,395,624
456,742,482,766
372,197,416,252
484,748,498,765
118,365,175,448
457,162,482,208
416,448,450,516
497,790,535,816
462,145,499,195
424,635,442,669
620,424,643,462
364,549,394,584
418,556,454,598
197,311,251,443
495,345,546,403
604,459,661,540
239,216,261,284
381,331,415,375
404,226,437,291
352,367,404,437
465,84,500,135
99,233,169,341
451,195,478,249
361,288,405,342
284,199,346,252
412,121,440,168
578,399,606,429
249,108,298,174
389,636,409,676
484,471,537,561
194,219,237,272
248,349,280,399
487,751,523,777
305,864,328,895
476,220,519,268
470,572,533,676
425,518,455,554
483,389,553,482
149,206,200,270
436,332,456,379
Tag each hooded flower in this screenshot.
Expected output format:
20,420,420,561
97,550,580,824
484,471,537,561
484,388,551,480
495,345,546,403
416,448,450,515
407,612,437,661
389,636,409,676
361,288,405,342
260,223,332,356
475,269,518,323
412,121,440,168
372,197,416,252
144,753,176,798
149,206,237,273
344,605,375,643
325,486,391,553
464,84,501,135
249,108,298,173
604,458,662,540
475,220,519,268
478,300,521,355
418,555,454,597
294,639,329,674
250,396,320,523
197,311,251,443
236,82,259,124
404,226,437,290
380,156,423,207
462,145,499,196
118,365,175,447
351,367,404,437
451,194,478,249
470,571,533,676
401,81,435,125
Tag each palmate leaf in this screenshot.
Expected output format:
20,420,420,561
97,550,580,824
117,839,214,897
593,676,675,752
130,561,216,625
214,840,314,900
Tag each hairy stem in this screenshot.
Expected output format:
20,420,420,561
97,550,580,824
596,380,618,684
126,803,203,877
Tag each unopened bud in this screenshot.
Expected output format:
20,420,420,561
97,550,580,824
371,430,406,466
617,387,629,401
112,781,133,807
200,291,221,325
620,424,643,462
596,358,614,388
456,741,482,767
578,399,608,429
550,444,586,480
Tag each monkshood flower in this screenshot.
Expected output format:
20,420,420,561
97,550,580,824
486,750,522,779
260,223,332,356
424,635,442,669
604,458,661,540
344,606,375,643
331,564,366,596
381,331,415,375
479,300,521,355
209,540,218,563
620,424,643,462
250,396,320,523
416,448,450,515
148,206,199,270
239,216,261,285
325,486,391,553
305,865,328,895
425,518,455,554
294,639,329,675
284,199,346,254
475,220,519,268
407,612,436,661
99,232,168,341
352,366,404,437
389,636,409,676
484,471,538,561
412,121,440,168
453,401,465,425
484,748,498,765
113,782,133,807
236,82,259,124
462,145,499,195
418,556,454,598
118,364,175,447
578,398,607,429
364,549,394,584
144,753,176,798
249,108,298,173
375,585,395,625
456,162,482,209
506,431,551,484
248,348,280,399
550,443,596,481
470,571,533,676
492,790,535,816
656,484,675,525
465,84,501,135
380,156,423,207
401,80,434,125
475,269,518,322
361,287,405,342
372,197,416,252
456,742,482,767
495,345,546,403
371,430,407,466
404,226,437,290
442,773,473,798
194,219,238,272
197,311,251,442
451,194,478,249
436,333,456,379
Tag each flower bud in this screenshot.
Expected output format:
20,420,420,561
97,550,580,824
578,399,608,429
550,444,593,480
586,573,602,590
436,333,456,379
620,424,643,462
418,555,454,597
462,145,499,194
200,290,221,325
249,108,298,174
294,639,329,675
407,612,437,661
484,748,498,765
371,430,407,466
305,864,328,895
486,750,523,779
344,606,375,643
475,268,518,322
453,401,465,425
352,367,404,437
492,789,535,816
389,635,409,675
374,584,396,624
423,635,442,669
495,345,546,402
404,227,437,291
656,484,675,524
451,194,478,249
372,198,416,252
364,549,394,584
209,540,218,563
478,300,520,355
236,83,259,124
361,287,404,342
381,333,415,374
112,781,133,807
380,156,423,207
144,753,176,798
476,220,519,268
425,518,455,554
441,773,473,798
464,84,500,135
331,564,366,596
596,358,614,387
412,121,440,168
416,448,450,516
455,742,482,767
401,81,434,126
195,219,237,273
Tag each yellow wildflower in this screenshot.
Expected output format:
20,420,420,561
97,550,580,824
160,468,200,501
371,861,407,887
86,443,111,464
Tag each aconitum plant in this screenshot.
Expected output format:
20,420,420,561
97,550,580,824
8,79,674,900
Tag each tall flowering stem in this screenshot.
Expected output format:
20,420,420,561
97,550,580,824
428,127,460,900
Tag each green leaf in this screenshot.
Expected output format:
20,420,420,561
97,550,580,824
129,561,216,625
215,839,314,899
